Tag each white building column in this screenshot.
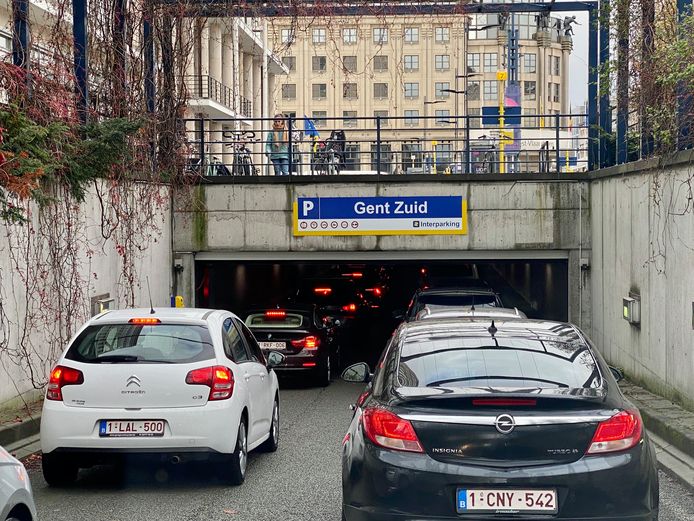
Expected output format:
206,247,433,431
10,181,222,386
209,23,222,81
232,22,241,115
243,53,254,118
221,30,235,166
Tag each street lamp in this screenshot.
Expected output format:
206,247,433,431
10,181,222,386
424,97,445,173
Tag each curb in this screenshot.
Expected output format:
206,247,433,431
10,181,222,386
0,415,41,449
640,408,694,459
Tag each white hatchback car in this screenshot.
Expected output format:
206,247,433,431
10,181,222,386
0,446,37,521
40,308,282,487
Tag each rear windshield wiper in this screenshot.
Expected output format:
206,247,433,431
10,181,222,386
426,376,570,388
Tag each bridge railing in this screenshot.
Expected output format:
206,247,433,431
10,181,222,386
182,113,589,178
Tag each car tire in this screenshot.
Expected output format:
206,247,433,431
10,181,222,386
42,453,78,487
220,419,248,486
317,355,331,387
259,398,279,453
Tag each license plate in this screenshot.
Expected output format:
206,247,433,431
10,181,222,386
258,341,286,350
99,420,165,437
456,489,557,514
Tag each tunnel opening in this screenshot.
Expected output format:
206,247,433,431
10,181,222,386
195,259,568,370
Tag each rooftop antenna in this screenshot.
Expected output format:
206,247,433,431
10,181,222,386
146,276,155,314
488,320,497,336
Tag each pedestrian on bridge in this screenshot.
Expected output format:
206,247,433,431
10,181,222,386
266,114,290,176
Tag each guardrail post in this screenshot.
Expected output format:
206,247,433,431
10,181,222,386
555,113,561,174
376,116,382,175
288,115,294,176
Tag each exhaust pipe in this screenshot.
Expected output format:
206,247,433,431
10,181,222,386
170,455,181,465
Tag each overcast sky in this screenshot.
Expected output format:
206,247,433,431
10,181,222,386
562,2,590,108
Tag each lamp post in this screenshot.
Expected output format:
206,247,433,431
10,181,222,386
424,97,445,174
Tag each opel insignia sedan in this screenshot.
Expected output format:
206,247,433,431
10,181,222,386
0,446,37,521
41,308,284,487
341,318,659,521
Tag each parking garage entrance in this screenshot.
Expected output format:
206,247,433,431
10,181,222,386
194,256,568,370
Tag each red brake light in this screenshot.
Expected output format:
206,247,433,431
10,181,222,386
291,335,321,350
129,318,161,325
314,287,332,296
342,272,363,278
265,310,286,319
47,366,84,401
586,410,643,455
342,303,357,313
472,398,537,407
185,366,234,400
362,408,423,453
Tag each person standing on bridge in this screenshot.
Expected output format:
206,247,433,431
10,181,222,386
266,114,290,176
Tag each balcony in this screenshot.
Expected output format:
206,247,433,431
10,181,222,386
185,75,251,119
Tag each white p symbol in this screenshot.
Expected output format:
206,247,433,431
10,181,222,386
302,200,315,217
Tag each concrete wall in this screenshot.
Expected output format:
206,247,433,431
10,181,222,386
0,182,172,406
173,178,591,328
591,154,694,410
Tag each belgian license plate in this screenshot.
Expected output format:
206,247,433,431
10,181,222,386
99,420,165,437
258,341,286,350
456,489,558,514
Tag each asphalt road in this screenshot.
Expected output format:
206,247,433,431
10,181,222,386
25,381,694,521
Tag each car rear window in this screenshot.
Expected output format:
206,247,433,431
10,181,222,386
420,294,498,308
398,336,601,390
246,313,306,328
65,323,215,364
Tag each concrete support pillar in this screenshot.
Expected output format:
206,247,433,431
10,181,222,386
268,73,276,116
209,23,222,81
560,38,573,126
184,20,195,77
232,22,241,115
243,53,253,117
222,31,233,89
252,57,262,158
198,23,210,78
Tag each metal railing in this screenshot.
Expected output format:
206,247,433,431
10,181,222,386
183,113,590,178
184,75,252,117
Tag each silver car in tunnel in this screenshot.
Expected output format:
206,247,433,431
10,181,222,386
0,446,37,521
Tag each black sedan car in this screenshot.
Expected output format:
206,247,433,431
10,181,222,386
341,318,659,521
245,307,338,386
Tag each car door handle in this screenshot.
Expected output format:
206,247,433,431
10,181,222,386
256,372,266,378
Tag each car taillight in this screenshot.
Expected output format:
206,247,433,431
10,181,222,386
185,366,234,401
342,303,357,313
265,310,286,319
46,366,84,401
291,335,321,350
586,410,643,455
362,408,423,453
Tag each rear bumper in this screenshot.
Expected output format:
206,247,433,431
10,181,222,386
342,434,659,521
40,399,242,456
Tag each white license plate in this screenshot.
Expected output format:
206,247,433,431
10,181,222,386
258,341,286,350
99,420,165,437
457,489,557,513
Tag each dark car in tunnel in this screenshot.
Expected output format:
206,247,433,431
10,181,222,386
340,318,659,521
245,308,338,386
399,286,504,322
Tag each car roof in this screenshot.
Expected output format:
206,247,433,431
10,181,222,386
400,318,584,345
416,306,526,320
417,286,497,296
92,308,226,323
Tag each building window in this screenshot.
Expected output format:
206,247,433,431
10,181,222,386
404,55,419,72
404,27,419,43
435,109,451,125
373,83,389,99
435,82,450,98
404,110,420,125
345,143,361,169
469,108,481,129
343,82,358,99
282,84,296,100
312,56,327,73
524,53,536,73
524,81,536,101
343,111,358,127
483,80,498,101
0,33,11,52
553,83,560,102
435,142,453,167
435,27,450,43
373,56,388,72
342,56,357,73
343,28,357,44
312,111,327,127
373,28,388,44
468,81,480,101
283,56,296,72
404,82,419,98
312,28,326,44
435,55,450,71
312,83,327,100
483,53,498,73
374,110,389,126
281,29,295,43
552,56,561,76
467,53,480,74
524,108,537,128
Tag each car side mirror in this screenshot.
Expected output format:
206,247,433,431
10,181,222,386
609,366,624,382
341,363,372,383
267,351,286,369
